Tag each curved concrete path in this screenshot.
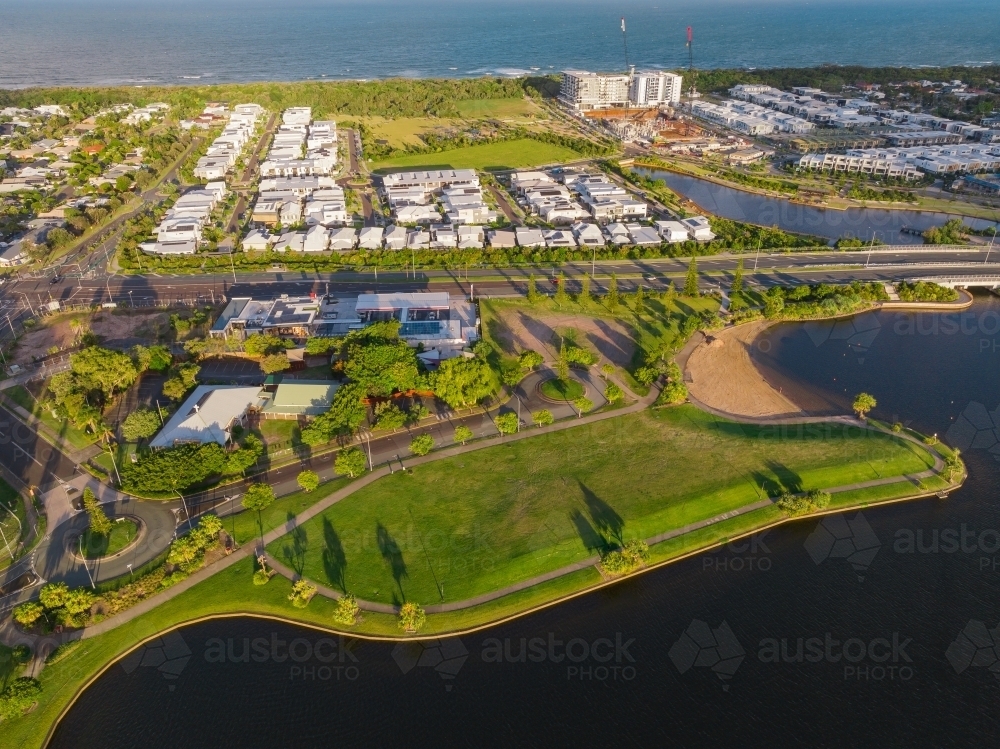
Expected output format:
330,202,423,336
0,362,956,662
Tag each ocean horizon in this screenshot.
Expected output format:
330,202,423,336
2,0,998,89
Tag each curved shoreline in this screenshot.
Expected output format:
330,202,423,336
633,159,1000,223
683,292,975,421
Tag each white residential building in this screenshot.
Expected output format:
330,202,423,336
303,225,330,252
681,216,715,241
383,225,408,250
630,71,683,107
571,222,606,246
515,227,546,248
358,226,384,250
329,227,358,251
655,220,690,243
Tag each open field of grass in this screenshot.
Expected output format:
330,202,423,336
267,405,934,607
356,116,444,149
454,97,541,119
227,476,352,547
4,385,99,451
2,416,944,748
373,138,579,172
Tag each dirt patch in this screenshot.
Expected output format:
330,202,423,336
685,321,804,419
13,311,170,364
490,308,637,365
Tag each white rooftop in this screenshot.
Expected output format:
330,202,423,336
149,385,262,448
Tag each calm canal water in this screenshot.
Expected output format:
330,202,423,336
50,295,1000,748
638,168,1000,245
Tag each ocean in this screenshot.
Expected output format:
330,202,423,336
1,0,998,89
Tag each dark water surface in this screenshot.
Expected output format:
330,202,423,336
50,295,1000,748
2,0,998,88
638,168,1000,245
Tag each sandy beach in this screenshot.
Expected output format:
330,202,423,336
684,321,805,419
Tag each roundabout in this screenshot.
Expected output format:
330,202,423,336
33,492,178,588
538,376,586,402
72,517,143,562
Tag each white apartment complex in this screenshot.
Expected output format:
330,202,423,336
560,70,682,111
193,103,264,181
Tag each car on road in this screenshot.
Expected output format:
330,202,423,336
49,274,62,284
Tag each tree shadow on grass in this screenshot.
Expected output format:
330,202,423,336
579,481,624,547
281,513,308,576
321,517,347,592
376,522,407,604
752,460,803,497
570,510,608,555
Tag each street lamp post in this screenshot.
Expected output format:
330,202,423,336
14,292,35,317
176,490,193,531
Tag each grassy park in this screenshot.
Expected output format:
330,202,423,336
3,408,944,749
372,138,579,172
266,406,935,606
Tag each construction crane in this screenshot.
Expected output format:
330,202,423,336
621,17,635,120
686,26,696,110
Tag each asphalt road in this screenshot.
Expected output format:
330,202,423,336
4,246,1000,310
31,495,177,587
0,405,80,492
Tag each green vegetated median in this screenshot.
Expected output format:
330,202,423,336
266,405,934,607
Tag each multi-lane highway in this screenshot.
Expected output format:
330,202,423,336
4,245,1000,310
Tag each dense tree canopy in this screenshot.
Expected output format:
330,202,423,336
432,356,498,408
120,443,227,494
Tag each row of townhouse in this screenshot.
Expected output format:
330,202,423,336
251,176,340,226
193,104,264,181
692,100,815,136
380,169,494,225
877,110,1000,143
728,85,880,128
799,143,1000,176
489,216,714,249
258,107,337,178
510,171,648,223
237,213,715,254
140,182,227,255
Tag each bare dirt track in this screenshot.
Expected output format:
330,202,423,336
489,307,637,365
13,310,169,364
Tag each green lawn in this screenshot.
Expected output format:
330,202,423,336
226,476,353,547
267,406,934,607
373,138,579,172
0,478,26,571
255,418,300,448
1,421,941,748
455,98,540,119
5,385,99,451
81,519,138,559
540,377,585,401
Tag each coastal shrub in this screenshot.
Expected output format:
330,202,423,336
604,382,625,404
288,579,317,608
332,593,361,626
398,602,426,633
121,409,161,441
601,540,650,576
776,489,831,516
12,602,44,629
896,281,959,303
0,677,42,721
533,409,554,426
